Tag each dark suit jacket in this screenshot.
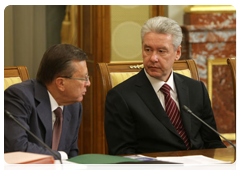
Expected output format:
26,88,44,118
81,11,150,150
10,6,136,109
4,79,82,159
105,69,226,155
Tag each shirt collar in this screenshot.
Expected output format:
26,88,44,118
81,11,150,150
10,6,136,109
144,69,175,93
47,91,63,112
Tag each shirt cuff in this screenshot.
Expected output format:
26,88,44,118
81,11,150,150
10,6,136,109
58,151,68,160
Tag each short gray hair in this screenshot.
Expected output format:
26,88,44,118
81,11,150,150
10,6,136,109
141,16,182,50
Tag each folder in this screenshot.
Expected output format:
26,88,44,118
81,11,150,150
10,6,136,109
68,154,183,170
68,154,142,164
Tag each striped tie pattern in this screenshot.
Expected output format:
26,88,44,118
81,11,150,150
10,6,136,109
160,84,190,150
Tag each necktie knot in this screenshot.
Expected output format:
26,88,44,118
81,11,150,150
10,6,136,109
160,84,171,96
54,107,63,118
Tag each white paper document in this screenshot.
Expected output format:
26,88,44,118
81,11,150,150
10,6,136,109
54,160,87,170
157,155,231,164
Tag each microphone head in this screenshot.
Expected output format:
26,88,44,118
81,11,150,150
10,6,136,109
182,105,190,112
4,110,11,116
4,110,14,119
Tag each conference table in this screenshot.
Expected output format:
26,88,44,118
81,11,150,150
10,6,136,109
133,147,236,163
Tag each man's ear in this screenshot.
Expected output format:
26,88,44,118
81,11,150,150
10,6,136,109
55,77,65,91
175,45,181,61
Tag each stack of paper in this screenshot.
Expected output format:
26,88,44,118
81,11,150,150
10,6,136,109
4,152,56,170
156,155,231,164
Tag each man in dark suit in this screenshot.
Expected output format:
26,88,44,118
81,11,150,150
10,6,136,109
4,44,91,159
105,16,226,155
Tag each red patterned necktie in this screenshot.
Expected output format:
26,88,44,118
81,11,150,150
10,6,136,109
52,107,63,151
160,84,190,150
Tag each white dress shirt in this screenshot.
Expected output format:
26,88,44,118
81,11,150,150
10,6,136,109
144,69,180,110
47,91,68,160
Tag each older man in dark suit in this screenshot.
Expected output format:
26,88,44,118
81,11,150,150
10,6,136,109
4,44,91,159
105,16,226,155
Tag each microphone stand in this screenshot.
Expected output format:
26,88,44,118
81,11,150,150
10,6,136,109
182,105,236,150
5,110,63,164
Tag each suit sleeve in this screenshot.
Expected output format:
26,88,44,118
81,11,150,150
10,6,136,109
4,86,61,159
105,88,138,155
199,81,226,149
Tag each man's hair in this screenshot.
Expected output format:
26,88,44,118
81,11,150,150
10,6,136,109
141,16,182,50
36,44,88,85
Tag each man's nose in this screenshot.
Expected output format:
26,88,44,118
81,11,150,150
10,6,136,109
85,79,91,87
150,52,158,62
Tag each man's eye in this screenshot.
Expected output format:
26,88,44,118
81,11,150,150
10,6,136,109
159,50,166,53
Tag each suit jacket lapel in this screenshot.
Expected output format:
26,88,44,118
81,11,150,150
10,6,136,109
34,81,53,146
173,73,192,139
59,106,71,147
135,70,180,137
34,80,72,148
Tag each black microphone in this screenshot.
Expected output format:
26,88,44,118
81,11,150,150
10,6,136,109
182,105,236,150
4,110,63,164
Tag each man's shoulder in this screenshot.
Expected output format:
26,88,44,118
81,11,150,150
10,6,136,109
5,79,34,92
174,72,200,83
4,79,47,98
112,72,140,90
